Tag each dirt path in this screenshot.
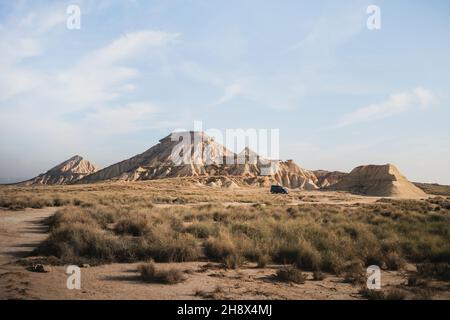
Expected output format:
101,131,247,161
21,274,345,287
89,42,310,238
0,207,56,299
0,208,56,266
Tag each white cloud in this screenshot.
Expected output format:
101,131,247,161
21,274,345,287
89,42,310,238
334,87,437,128
83,102,160,134
0,5,182,156
211,76,307,110
0,4,64,101
0,68,40,100
48,30,180,108
18,9,66,34
290,3,364,56
91,30,180,65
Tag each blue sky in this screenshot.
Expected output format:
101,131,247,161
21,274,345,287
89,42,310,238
0,0,449,184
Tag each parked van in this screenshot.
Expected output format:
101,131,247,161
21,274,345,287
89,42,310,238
270,185,289,194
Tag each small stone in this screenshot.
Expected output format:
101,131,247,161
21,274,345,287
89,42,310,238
80,264,90,268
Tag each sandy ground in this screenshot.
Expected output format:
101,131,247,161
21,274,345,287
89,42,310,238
0,207,56,299
0,262,403,300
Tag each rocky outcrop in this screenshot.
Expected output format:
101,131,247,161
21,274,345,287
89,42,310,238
329,164,426,198
79,132,319,189
313,170,347,188
274,160,318,190
19,155,99,185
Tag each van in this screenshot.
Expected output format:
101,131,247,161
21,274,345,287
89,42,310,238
270,185,289,194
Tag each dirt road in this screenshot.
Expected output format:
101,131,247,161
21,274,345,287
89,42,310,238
0,208,56,299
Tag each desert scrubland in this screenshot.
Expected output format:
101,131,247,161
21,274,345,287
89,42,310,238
0,179,449,300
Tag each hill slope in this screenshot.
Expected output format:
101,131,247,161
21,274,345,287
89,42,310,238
313,170,347,188
79,132,318,189
19,155,99,185
329,164,426,198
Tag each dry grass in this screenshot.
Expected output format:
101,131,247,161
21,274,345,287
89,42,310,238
414,183,450,196
417,262,450,281
1,179,449,281
359,288,407,300
138,260,185,284
275,266,306,284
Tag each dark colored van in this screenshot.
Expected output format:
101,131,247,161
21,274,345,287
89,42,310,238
270,185,289,194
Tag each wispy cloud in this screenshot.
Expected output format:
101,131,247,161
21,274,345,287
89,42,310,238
0,18,45,100
52,30,180,108
289,2,365,58
212,83,244,106
333,87,437,128
82,102,160,134
0,3,182,160
211,76,307,110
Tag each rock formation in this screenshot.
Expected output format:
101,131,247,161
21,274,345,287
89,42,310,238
313,170,347,188
79,131,318,189
19,155,99,185
329,164,426,197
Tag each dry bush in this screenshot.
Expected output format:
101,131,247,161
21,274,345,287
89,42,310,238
256,253,271,268
35,222,131,264
204,232,236,261
417,262,450,281
273,240,322,271
138,260,185,284
275,266,306,284
360,288,406,300
184,222,218,239
223,254,246,269
342,260,366,284
144,232,201,262
359,288,385,300
385,251,406,270
114,214,150,236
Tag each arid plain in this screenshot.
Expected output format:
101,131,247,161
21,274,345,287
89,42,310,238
1,179,449,300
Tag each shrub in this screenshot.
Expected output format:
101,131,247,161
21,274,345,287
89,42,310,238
320,250,346,274
342,260,365,284
223,254,245,269
36,223,131,263
275,266,306,284
53,198,71,207
145,233,201,262
185,222,217,239
385,251,405,270
274,240,321,271
360,288,406,300
359,288,385,300
204,233,236,261
384,289,407,300
47,207,99,230
417,263,450,281
256,254,271,268
138,261,185,284
114,215,150,236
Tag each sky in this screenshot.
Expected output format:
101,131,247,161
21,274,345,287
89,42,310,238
0,0,449,184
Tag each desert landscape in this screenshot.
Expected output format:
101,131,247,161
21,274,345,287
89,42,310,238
1,132,449,300
1,2,449,305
